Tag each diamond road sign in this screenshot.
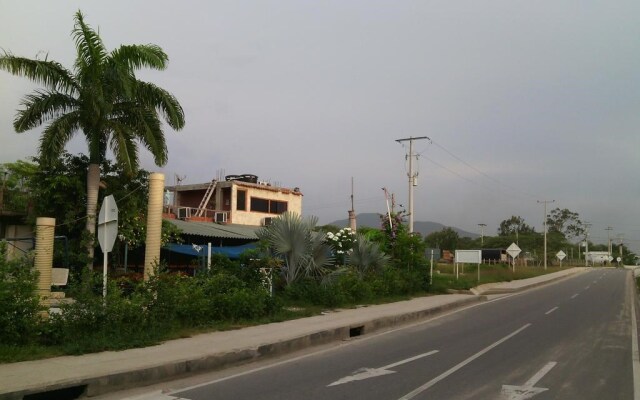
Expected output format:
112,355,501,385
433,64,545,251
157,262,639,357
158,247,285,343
506,243,521,259
556,250,566,261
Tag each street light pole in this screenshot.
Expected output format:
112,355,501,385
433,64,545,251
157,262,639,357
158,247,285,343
478,223,486,246
395,136,430,233
605,226,613,265
583,222,591,267
538,199,555,270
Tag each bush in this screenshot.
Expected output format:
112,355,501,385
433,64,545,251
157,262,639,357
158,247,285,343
47,276,160,353
0,245,42,346
42,267,280,354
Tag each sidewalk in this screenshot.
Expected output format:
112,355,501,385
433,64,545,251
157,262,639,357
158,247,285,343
0,267,586,400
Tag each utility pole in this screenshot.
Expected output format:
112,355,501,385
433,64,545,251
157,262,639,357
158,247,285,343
618,234,624,262
583,222,592,267
605,226,613,265
538,199,555,270
478,223,486,246
396,136,430,233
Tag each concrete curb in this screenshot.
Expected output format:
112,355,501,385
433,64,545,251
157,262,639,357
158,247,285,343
473,268,586,295
1,296,484,400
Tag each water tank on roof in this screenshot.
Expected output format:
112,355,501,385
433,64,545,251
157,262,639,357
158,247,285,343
226,174,258,183
240,174,258,183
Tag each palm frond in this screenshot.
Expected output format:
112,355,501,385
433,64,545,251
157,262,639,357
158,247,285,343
110,44,169,71
113,104,167,167
72,10,108,76
0,53,77,93
257,212,332,285
347,234,390,276
135,81,185,129
107,122,139,175
39,112,81,165
14,90,79,132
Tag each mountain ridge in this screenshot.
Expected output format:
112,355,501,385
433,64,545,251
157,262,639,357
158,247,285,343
326,213,479,238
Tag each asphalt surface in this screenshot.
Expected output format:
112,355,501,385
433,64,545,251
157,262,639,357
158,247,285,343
161,268,637,400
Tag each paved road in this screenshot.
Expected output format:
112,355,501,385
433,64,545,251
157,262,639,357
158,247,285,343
130,268,639,400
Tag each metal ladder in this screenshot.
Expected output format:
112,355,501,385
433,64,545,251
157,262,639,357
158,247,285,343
195,179,216,217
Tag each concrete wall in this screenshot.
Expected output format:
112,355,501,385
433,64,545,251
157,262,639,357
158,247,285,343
229,183,302,226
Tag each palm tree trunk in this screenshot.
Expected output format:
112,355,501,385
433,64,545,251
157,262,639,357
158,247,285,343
85,163,100,271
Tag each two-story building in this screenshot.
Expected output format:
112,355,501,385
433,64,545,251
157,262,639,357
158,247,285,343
159,174,303,264
165,174,303,226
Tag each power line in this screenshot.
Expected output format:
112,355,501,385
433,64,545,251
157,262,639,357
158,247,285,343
428,140,541,200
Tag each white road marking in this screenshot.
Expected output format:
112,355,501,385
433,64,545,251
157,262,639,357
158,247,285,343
571,294,579,299
396,324,531,400
585,286,591,290
545,307,558,315
501,362,557,400
328,350,439,386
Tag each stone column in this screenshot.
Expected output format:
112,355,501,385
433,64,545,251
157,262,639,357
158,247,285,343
35,217,55,317
144,173,164,281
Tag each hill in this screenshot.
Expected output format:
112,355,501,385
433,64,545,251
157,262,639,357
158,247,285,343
326,213,479,238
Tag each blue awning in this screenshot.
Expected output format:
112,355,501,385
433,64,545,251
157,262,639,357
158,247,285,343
164,242,258,259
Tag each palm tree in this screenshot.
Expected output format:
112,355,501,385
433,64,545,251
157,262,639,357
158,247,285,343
347,234,390,277
257,212,333,285
0,11,185,268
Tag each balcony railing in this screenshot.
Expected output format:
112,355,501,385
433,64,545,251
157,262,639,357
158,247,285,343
165,206,228,223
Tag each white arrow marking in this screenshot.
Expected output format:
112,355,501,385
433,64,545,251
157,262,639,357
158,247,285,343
501,362,557,400
328,350,438,386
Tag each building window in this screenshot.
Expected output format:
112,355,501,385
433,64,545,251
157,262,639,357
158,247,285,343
250,197,269,213
270,200,287,214
237,190,247,211
250,197,288,214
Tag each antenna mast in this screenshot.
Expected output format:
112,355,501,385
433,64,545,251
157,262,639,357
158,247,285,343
348,177,357,231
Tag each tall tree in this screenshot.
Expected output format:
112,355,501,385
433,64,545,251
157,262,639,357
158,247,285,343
546,208,584,240
0,11,185,268
424,227,459,251
498,216,535,236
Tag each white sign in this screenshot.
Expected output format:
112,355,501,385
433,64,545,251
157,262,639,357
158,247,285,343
97,195,119,253
455,250,482,264
556,251,566,261
617,257,622,262
97,195,118,299
506,243,522,259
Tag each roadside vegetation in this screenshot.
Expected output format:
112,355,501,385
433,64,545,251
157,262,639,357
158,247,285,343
0,206,587,364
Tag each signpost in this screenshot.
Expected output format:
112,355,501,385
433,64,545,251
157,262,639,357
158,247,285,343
455,250,482,281
556,250,566,267
97,195,118,298
506,243,521,272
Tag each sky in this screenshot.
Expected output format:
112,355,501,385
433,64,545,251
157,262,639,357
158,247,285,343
1,1,639,252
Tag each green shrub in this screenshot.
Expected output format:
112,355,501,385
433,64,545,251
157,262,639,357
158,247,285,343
0,245,42,346
47,276,160,353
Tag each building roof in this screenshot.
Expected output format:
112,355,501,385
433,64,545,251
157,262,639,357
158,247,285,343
166,179,303,196
166,219,261,240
